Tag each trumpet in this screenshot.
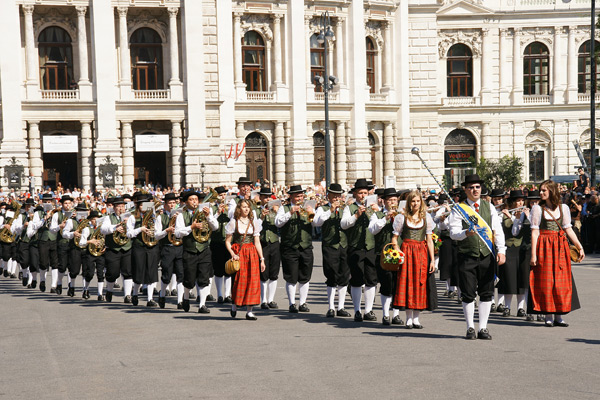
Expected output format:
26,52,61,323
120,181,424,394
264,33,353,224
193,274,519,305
297,201,315,223
359,200,376,218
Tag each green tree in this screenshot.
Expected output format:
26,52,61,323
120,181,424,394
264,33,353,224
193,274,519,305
475,155,524,190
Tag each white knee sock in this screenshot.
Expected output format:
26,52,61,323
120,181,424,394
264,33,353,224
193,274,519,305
177,283,184,303
462,301,475,329
327,287,335,310
381,295,391,318
123,279,133,296
0,260,5,270
393,308,400,318
183,287,190,300
67,275,71,285
504,294,512,310
40,270,47,282
351,286,363,313
337,285,347,311
147,283,156,301
225,276,232,297
160,281,168,297
260,281,268,303
285,282,297,306
413,310,421,325
406,309,414,326
215,276,224,298
132,283,141,296
23,267,29,279
106,281,114,292
364,286,376,313
517,293,527,310
195,283,200,298
57,271,65,287
498,294,505,306
298,282,309,305
267,280,277,302
199,285,210,307
168,273,177,291
83,279,89,290
478,301,492,330
97,281,104,296
546,314,554,323
445,280,450,291
29,272,35,285
51,268,58,288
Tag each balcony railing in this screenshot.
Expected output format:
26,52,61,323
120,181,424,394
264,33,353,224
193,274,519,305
40,89,79,100
577,93,600,103
369,93,389,103
442,96,478,106
314,92,339,102
133,89,170,100
245,91,276,102
523,94,551,104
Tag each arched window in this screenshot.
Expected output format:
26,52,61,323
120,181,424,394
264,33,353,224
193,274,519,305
313,132,326,183
578,40,600,94
242,31,266,92
446,44,472,97
444,129,477,188
310,34,325,92
130,28,163,90
523,42,549,95
38,27,73,90
366,37,376,93
245,132,269,184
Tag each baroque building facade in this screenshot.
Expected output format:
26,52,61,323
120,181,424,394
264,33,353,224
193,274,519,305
0,0,597,191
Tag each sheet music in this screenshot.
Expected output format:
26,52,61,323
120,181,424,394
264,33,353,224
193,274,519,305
141,202,155,213
5,211,14,219
76,211,88,221
303,199,317,210
365,195,378,207
43,203,53,212
120,212,131,222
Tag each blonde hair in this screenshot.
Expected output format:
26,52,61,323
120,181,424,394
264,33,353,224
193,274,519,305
404,190,425,223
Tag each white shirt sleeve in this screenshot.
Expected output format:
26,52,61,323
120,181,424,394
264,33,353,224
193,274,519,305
227,199,237,219
448,207,468,241
311,206,331,228
207,207,219,231
426,213,435,235
368,213,386,235
49,212,61,233
490,204,506,255
154,214,167,240
274,205,291,228
340,205,357,230
174,212,191,239
224,219,236,236
512,212,526,236
561,204,572,229
30,211,43,231
61,219,75,239
392,213,405,236
10,216,22,235
434,208,450,230
79,226,91,247
253,219,262,237
100,215,117,235
530,205,542,230
126,215,141,239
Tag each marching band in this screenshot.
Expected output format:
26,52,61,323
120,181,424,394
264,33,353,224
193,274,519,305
0,174,585,338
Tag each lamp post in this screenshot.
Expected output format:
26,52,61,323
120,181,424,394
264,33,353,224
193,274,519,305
591,0,597,188
200,163,206,191
314,11,338,188
532,146,539,183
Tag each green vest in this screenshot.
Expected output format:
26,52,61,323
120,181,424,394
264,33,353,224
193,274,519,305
232,220,255,245
20,213,31,244
104,214,132,251
38,211,57,242
457,200,492,258
69,218,80,248
345,203,375,251
279,204,312,250
57,211,69,244
159,213,171,247
503,215,523,247
182,209,210,253
133,217,144,247
260,208,279,245
540,207,562,232
320,205,346,249
211,204,230,244
374,210,393,254
400,218,427,241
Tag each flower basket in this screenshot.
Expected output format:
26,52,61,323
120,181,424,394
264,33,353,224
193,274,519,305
380,243,405,272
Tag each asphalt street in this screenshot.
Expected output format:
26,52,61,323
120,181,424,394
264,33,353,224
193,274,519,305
1,243,599,400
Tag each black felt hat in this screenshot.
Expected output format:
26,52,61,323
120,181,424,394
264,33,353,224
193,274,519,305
461,174,484,187
352,179,370,191
490,188,506,198
287,185,305,194
382,188,398,198
328,183,344,194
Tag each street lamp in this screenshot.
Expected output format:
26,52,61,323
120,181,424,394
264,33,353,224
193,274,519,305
314,11,338,188
200,163,206,191
532,146,539,183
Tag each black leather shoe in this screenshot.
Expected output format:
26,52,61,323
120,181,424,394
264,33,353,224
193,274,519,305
268,301,278,309
554,320,569,327
56,285,62,295
22,277,28,287
289,304,298,313
392,315,405,325
217,296,224,304
158,297,166,309
517,308,526,317
545,320,554,327
224,296,232,303
245,313,257,321
31,280,37,289
502,308,511,317
68,287,75,297
105,291,113,302
382,316,391,325
354,311,363,322
39,281,46,292
336,309,351,317
142,288,148,296
537,315,545,322
170,289,177,297
406,323,414,329
182,299,190,312
50,288,56,294
124,295,132,304
147,300,158,307
18,272,22,280
131,295,139,306
83,290,90,299
113,282,121,289
299,303,310,312
260,302,269,310
198,305,210,314
363,311,376,321
525,314,534,321
496,304,505,313
491,303,497,312
0,268,4,276
326,309,335,318
3,270,9,277
206,294,215,302
98,295,105,301
177,302,183,310
230,309,237,318
477,328,492,340
10,274,17,279
466,327,477,340
413,323,423,329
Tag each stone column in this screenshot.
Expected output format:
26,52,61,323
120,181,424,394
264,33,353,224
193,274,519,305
335,121,347,185
553,26,565,104
28,121,43,190
305,15,312,87
511,28,523,105
23,5,39,99
273,121,285,185
383,21,393,90
233,13,244,96
168,7,183,99
121,121,134,190
481,28,492,104
117,6,132,99
499,28,510,104
383,122,394,178
76,6,92,100
171,121,183,190
481,121,491,160
567,26,578,103
273,14,283,87
80,121,93,191
335,19,344,85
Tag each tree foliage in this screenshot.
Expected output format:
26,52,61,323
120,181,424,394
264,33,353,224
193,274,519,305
475,155,524,190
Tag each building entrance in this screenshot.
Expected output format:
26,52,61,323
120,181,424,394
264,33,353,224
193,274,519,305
43,153,78,190
134,152,167,188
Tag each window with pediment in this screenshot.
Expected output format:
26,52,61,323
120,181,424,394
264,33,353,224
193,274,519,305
523,42,549,95
38,27,73,90
242,31,266,92
366,37,377,93
130,28,163,90
446,44,472,97
578,40,600,94
310,34,325,93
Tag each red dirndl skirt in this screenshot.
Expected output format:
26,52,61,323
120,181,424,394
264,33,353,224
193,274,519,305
393,239,428,310
231,243,261,307
529,230,572,314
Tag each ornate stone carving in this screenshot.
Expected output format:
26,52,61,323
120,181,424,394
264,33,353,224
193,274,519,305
33,7,77,40
520,27,553,47
365,20,385,48
241,14,273,42
167,7,179,18
438,30,482,58
75,6,87,17
127,10,168,42
22,5,34,15
117,7,128,17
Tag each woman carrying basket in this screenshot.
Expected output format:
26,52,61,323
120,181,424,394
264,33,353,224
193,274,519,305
391,190,436,329
225,199,266,320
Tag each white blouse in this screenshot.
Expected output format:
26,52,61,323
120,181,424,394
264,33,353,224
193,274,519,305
529,204,572,230
392,213,434,237
225,218,262,237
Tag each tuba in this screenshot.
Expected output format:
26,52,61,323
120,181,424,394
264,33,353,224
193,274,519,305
74,219,89,249
0,200,21,244
192,188,217,243
141,209,158,247
167,212,182,246
88,227,106,256
113,220,129,246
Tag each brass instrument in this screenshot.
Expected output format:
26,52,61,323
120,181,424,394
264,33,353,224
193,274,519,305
192,188,217,243
167,212,182,246
426,205,445,213
499,206,527,216
359,200,376,218
44,206,61,228
297,201,315,223
113,220,129,246
88,227,106,256
74,218,89,249
387,206,399,221
141,209,158,247
0,200,21,243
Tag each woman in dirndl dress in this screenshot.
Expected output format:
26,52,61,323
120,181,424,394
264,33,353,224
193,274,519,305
530,180,584,327
225,199,266,320
391,190,436,329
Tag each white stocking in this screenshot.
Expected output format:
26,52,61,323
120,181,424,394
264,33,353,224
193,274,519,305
147,283,156,301
351,286,363,313
298,282,309,305
413,310,421,325
337,285,347,311
504,295,512,310
327,287,335,310
215,276,224,299
177,283,184,303
267,280,277,303
260,281,268,303
51,268,58,288
517,293,527,310
406,309,414,326
57,271,65,288
160,281,168,297
478,301,492,330
285,282,297,306
381,295,391,318
123,279,133,296
364,286,376,313
224,276,232,297
462,301,475,329
198,285,210,307
97,281,104,296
